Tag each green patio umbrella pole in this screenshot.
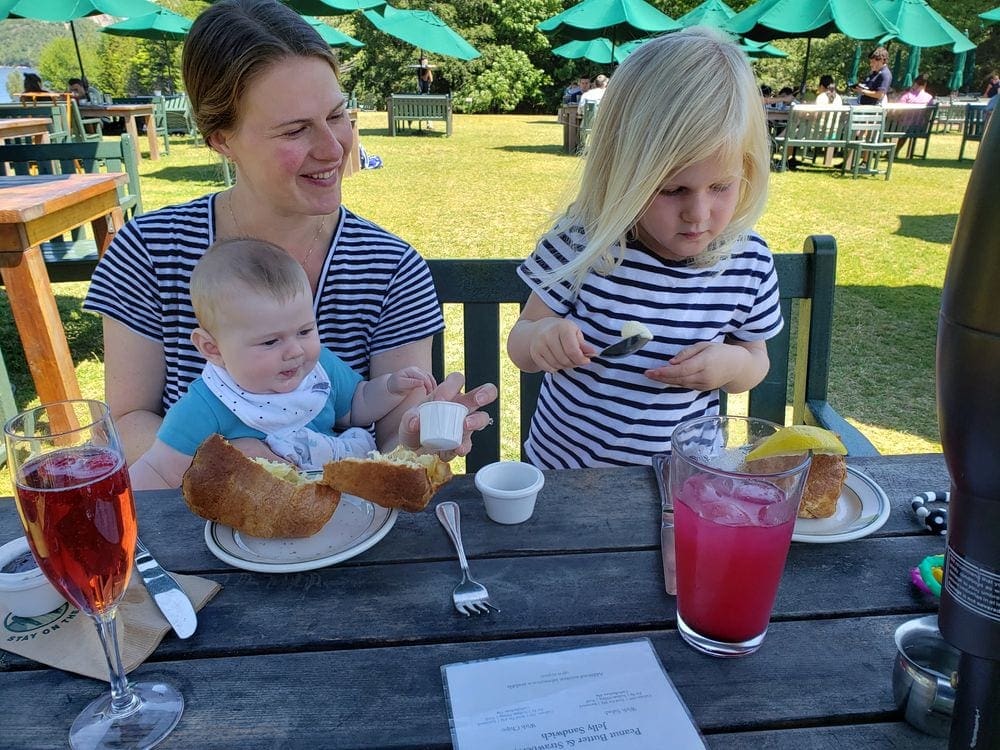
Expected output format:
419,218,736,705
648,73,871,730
70,21,86,82
848,43,862,85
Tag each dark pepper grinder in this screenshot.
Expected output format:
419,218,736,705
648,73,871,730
937,107,1000,750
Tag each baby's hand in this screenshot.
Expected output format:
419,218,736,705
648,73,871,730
529,318,598,372
388,367,437,396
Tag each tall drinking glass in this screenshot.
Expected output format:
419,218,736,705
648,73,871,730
4,400,183,749
669,416,811,658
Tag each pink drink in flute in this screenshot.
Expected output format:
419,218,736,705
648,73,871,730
5,400,183,750
669,416,810,657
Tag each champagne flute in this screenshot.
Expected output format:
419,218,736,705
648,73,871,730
4,400,184,749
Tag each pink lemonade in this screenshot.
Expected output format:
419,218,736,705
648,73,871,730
14,446,136,615
673,472,797,644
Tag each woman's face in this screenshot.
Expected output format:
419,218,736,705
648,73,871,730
217,56,352,218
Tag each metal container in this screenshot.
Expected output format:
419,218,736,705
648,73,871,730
893,615,960,737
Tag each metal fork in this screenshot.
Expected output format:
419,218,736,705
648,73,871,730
435,501,499,616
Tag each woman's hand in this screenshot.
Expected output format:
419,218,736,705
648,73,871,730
397,372,498,460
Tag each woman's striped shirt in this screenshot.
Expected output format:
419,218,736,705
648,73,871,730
517,229,783,469
83,195,444,412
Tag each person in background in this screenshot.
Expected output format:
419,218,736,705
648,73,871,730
899,75,933,104
417,56,433,94
68,78,89,100
984,72,999,99
563,75,591,104
853,46,891,105
129,238,436,489
20,72,57,102
815,75,842,106
83,0,496,467
507,28,779,468
775,86,799,109
580,73,608,104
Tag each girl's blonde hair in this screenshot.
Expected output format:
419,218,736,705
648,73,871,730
548,27,770,291
191,238,310,335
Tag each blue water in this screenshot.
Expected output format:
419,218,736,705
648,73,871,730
0,65,38,103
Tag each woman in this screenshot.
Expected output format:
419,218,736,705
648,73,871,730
84,0,495,464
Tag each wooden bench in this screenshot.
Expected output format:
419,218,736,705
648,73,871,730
772,105,851,172
164,93,197,136
426,235,878,472
0,135,143,283
883,103,937,159
387,94,452,136
577,100,599,152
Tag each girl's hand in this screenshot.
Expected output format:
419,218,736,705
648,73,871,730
398,372,498,460
644,341,750,391
529,317,598,372
387,367,437,396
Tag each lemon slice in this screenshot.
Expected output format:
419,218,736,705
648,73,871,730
745,425,847,462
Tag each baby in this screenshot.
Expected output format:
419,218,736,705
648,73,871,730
129,238,435,489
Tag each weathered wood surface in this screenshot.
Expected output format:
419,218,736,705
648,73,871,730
0,455,950,748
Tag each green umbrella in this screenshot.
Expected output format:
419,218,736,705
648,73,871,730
552,37,630,65
101,8,190,41
726,0,897,96
981,6,1000,24
726,0,897,42
902,44,920,88
5,0,163,81
538,0,681,43
303,15,364,47
847,42,862,83
362,5,479,60
948,51,965,92
875,0,975,53
677,0,736,29
276,0,384,14
740,38,788,58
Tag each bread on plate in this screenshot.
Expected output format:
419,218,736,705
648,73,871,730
181,434,341,538
321,445,452,512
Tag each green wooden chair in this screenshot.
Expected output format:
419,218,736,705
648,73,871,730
577,100,599,153
0,344,16,468
0,135,143,283
845,106,896,179
0,102,71,142
69,98,104,142
958,104,989,161
425,234,878,473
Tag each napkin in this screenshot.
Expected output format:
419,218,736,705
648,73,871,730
0,572,220,681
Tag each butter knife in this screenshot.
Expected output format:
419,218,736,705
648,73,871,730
134,537,198,639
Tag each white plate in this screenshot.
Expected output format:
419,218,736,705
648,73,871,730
792,466,891,543
204,494,398,573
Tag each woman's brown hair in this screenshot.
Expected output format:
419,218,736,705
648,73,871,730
182,0,339,146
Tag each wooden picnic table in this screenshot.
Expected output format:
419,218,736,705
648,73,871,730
0,116,52,144
558,103,581,153
78,102,159,162
0,453,950,748
0,173,126,409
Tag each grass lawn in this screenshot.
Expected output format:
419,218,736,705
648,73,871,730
1,111,972,486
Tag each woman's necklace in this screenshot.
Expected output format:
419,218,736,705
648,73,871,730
226,191,327,266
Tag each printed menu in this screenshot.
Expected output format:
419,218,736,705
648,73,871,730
441,639,705,749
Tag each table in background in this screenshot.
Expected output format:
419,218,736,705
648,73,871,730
0,454,950,748
78,102,159,162
0,117,52,144
558,103,580,153
0,173,126,406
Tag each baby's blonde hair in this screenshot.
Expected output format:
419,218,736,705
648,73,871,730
547,27,770,291
191,237,310,334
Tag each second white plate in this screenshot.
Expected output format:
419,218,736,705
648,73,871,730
792,466,891,544
205,494,397,572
